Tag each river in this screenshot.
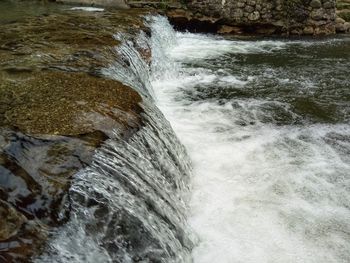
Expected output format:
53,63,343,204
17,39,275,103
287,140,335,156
114,16,350,263
0,4,349,262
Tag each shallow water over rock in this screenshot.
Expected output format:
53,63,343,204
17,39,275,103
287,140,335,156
0,2,152,261
0,71,142,136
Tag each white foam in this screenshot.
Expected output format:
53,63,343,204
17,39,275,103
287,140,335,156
149,20,350,263
70,7,104,12
169,33,287,62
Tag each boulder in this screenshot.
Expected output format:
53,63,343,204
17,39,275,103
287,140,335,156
218,25,243,34
323,1,335,9
310,0,322,8
0,71,142,136
345,22,350,31
311,8,326,20
303,26,315,34
248,11,260,21
336,17,346,23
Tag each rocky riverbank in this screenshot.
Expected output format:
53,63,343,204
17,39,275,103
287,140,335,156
42,0,350,35
145,0,350,35
336,0,350,32
121,0,350,35
0,3,149,261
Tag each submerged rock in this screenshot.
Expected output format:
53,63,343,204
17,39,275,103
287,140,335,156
335,16,350,32
0,71,142,136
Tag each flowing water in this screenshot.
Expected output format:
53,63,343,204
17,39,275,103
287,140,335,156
102,16,350,263
1,3,349,261
36,103,194,262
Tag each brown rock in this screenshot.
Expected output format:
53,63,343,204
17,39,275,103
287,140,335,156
324,23,336,34
245,5,255,13
323,1,335,9
291,28,303,35
336,22,347,32
175,0,337,35
310,0,322,8
310,8,326,20
345,22,350,31
237,2,245,8
0,200,27,241
248,11,260,21
335,16,348,32
218,25,243,34
256,27,277,34
246,0,256,6
233,9,244,19
0,71,142,136
303,26,315,34
336,17,346,24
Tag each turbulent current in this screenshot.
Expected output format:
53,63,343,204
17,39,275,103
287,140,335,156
40,16,350,263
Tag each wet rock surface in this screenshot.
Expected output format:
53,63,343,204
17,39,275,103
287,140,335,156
0,6,150,74
0,131,86,262
0,71,142,136
0,2,147,261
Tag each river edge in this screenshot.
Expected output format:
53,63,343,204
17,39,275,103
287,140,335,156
50,0,350,35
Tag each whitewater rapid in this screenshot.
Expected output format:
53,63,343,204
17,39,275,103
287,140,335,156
148,17,350,263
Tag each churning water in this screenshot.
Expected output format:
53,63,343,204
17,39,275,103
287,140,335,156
40,16,350,263
113,16,349,263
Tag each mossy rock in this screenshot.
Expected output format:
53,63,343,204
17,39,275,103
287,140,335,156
0,70,142,136
336,2,350,10
337,10,350,21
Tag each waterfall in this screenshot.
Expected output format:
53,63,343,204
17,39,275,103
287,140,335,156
104,15,350,263
36,16,194,263
37,15,350,263
102,16,179,100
